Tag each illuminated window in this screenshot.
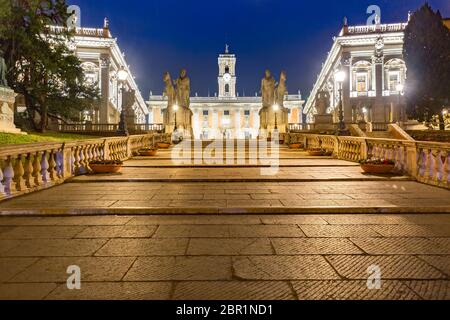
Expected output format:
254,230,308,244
224,110,230,116
244,110,250,116
203,110,209,116
356,74,367,92
389,72,399,91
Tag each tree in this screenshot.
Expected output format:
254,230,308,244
403,3,450,130
0,0,99,132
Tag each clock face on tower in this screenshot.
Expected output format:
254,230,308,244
223,73,232,83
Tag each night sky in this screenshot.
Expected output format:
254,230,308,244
71,0,449,100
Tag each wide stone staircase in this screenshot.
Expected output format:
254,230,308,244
2,138,449,215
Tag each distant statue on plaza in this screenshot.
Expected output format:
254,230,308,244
163,72,176,108
275,71,287,107
174,68,190,109
315,90,330,115
0,49,8,87
261,69,276,108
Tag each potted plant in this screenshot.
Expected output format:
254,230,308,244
289,143,303,149
308,148,327,156
360,158,396,174
89,160,123,174
139,147,158,156
157,142,171,149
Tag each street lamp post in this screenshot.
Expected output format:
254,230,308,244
273,104,279,131
116,66,129,136
335,70,347,136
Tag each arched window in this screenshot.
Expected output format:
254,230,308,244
384,58,406,92
225,66,230,74
225,84,230,94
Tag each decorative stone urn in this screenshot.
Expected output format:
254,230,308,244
0,87,23,134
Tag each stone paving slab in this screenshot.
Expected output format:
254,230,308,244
173,281,296,300
325,255,446,279
187,238,274,256
0,239,107,257
95,238,188,257
46,282,172,300
233,256,340,280
0,214,449,300
0,258,38,282
9,257,135,283
124,257,232,281
292,280,420,300
0,283,57,300
271,238,363,255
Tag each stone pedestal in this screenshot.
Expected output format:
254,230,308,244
164,107,193,138
259,106,289,137
0,87,23,134
314,114,335,131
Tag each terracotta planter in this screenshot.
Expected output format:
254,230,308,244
157,143,171,149
289,143,302,149
140,150,158,157
361,164,395,174
308,150,325,157
90,164,122,174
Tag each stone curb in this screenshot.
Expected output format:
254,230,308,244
1,206,450,217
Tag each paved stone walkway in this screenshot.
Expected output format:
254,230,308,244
1,145,449,214
0,214,449,300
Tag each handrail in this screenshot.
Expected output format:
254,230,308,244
0,133,172,200
286,132,450,189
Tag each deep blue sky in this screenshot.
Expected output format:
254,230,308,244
71,0,449,100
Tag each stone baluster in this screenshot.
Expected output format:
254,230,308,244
55,150,64,178
48,149,57,181
0,163,5,195
444,151,449,187
73,146,81,175
24,153,34,189
13,154,26,192
41,150,50,183
3,157,14,195
33,152,43,186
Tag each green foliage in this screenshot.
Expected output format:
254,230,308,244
0,131,97,145
403,3,450,128
0,0,99,132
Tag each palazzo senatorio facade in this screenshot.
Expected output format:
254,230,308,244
148,47,305,139
304,17,409,125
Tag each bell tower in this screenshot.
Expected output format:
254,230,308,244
218,44,237,98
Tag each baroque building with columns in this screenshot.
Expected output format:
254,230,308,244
304,17,409,126
148,46,305,139
49,19,149,125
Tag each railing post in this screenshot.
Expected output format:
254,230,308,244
126,137,132,158
61,144,73,179
103,139,110,160
404,141,418,179
360,138,368,160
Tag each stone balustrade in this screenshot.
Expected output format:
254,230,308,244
0,133,171,200
287,132,450,189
